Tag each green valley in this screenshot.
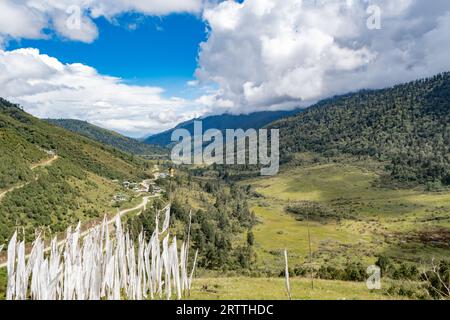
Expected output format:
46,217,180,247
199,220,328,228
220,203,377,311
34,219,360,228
1,72,449,301
235,152,450,299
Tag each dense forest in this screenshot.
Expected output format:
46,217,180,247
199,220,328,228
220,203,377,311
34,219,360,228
270,73,450,186
127,169,256,271
46,119,167,156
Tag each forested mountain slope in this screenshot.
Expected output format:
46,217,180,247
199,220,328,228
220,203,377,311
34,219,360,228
145,109,302,146
46,119,167,156
0,98,149,242
269,73,450,185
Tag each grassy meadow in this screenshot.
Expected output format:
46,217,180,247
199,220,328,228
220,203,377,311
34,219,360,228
244,154,450,270
189,277,401,300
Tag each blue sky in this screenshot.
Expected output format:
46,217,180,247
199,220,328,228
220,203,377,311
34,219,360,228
6,14,207,99
0,0,449,137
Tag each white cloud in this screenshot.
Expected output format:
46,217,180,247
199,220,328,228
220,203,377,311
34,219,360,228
0,48,208,137
196,0,450,111
89,0,204,18
2,0,450,135
195,90,234,109
0,1,47,43
0,0,204,45
51,7,99,43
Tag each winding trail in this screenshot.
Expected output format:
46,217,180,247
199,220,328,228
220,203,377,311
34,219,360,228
0,194,160,268
0,154,59,201
0,152,161,268
30,154,59,170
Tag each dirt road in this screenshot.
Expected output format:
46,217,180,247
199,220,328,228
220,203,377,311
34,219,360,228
0,155,59,201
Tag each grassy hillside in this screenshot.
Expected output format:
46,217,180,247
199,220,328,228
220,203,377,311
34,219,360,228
240,153,450,299
46,119,167,156
270,73,450,186
145,109,302,146
0,98,151,243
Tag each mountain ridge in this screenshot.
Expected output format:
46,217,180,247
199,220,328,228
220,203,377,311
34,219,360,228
45,119,167,156
269,72,450,186
145,109,303,146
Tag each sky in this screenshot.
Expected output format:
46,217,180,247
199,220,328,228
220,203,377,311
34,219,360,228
6,13,207,97
1,0,450,137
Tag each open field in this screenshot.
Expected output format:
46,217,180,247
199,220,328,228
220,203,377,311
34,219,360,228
243,154,450,271
189,277,402,300
0,270,403,300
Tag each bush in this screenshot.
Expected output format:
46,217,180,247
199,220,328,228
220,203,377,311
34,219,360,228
376,256,420,281
392,263,420,281
422,260,450,299
293,263,367,282
386,282,430,300
376,255,393,276
285,201,340,221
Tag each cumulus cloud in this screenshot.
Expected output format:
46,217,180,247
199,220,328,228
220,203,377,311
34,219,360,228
196,0,450,111
89,0,204,18
2,0,450,135
0,0,204,45
0,48,208,137
0,1,47,44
